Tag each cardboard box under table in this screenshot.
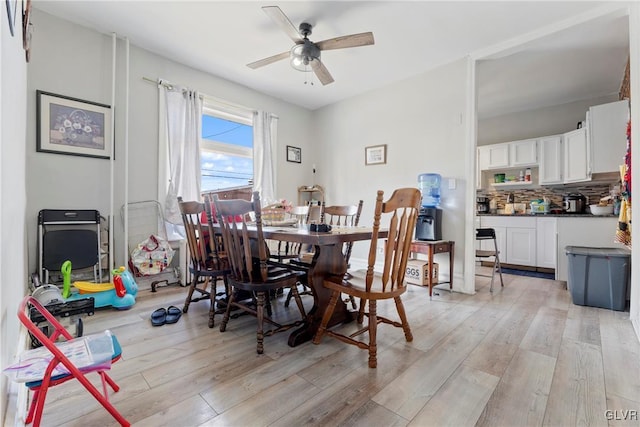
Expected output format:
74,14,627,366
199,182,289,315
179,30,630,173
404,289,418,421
405,259,438,286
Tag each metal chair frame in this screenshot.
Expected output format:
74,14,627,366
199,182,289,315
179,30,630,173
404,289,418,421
475,228,504,292
16,296,128,426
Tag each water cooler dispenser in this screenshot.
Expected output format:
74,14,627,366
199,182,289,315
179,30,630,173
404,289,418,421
416,173,443,241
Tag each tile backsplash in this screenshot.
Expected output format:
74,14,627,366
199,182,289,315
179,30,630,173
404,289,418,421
477,182,617,210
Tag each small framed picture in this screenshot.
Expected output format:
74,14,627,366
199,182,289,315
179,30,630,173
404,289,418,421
36,90,112,159
287,145,301,163
365,144,387,165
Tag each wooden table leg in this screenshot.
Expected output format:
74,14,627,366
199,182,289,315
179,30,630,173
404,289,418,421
288,244,353,347
428,245,434,298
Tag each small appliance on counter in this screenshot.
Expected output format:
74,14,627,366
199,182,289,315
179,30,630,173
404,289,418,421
476,196,489,214
563,193,587,213
416,207,442,241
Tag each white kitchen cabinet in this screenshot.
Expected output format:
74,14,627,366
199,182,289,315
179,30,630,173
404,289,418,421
478,140,536,172
538,135,563,184
563,127,591,183
506,227,536,266
480,216,536,267
556,217,619,281
478,143,509,169
536,217,557,270
509,138,537,167
476,151,484,190
589,100,629,174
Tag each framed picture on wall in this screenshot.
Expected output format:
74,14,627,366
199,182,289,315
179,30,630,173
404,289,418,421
365,144,387,165
36,90,112,159
287,145,301,163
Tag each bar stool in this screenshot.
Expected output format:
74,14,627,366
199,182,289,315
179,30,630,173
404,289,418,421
475,228,504,292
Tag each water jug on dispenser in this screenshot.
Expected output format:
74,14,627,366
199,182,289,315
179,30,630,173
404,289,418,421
418,173,441,207
417,173,442,241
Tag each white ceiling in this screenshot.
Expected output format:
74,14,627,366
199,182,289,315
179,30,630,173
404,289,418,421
33,1,629,113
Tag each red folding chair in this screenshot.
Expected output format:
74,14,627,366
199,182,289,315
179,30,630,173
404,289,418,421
16,295,129,426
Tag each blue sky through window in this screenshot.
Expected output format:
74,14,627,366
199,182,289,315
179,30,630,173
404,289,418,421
201,115,253,191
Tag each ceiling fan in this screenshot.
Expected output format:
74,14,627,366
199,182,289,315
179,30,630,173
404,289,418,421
247,6,375,85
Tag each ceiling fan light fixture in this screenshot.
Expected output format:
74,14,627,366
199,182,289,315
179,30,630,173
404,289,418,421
290,42,319,72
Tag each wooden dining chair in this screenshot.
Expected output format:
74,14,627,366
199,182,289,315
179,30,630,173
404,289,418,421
321,202,363,227
178,197,230,328
313,188,421,368
212,191,307,354
323,200,364,271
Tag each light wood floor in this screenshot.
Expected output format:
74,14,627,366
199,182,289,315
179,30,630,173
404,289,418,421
20,270,640,426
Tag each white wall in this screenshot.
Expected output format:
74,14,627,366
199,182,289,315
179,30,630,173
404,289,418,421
478,94,619,145
312,58,471,293
26,9,314,271
1,5,28,424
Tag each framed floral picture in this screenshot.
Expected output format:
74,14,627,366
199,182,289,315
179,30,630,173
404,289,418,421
365,144,387,165
36,90,112,159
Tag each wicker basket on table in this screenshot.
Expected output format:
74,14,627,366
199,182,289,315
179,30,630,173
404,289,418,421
262,204,286,223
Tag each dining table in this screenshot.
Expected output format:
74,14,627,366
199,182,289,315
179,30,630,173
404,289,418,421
260,224,387,347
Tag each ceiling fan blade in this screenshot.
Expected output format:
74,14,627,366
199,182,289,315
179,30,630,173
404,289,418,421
310,60,334,85
247,51,290,69
316,32,375,51
262,6,302,43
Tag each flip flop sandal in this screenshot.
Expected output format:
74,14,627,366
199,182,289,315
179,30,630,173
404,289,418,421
151,308,167,326
165,305,182,324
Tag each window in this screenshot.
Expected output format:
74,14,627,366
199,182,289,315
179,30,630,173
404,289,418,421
201,103,253,192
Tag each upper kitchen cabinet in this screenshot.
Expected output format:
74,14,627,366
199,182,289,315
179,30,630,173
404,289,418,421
538,127,590,185
478,139,536,171
477,143,509,170
538,100,628,185
538,135,563,184
589,100,629,174
563,127,591,183
509,139,537,167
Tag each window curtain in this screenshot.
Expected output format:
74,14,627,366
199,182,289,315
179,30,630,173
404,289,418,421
158,82,202,227
253,111,278,206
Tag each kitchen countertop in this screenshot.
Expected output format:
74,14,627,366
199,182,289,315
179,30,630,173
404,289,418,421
478,213,617,218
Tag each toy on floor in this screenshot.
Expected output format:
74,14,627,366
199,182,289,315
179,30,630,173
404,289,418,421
61,261,138,309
